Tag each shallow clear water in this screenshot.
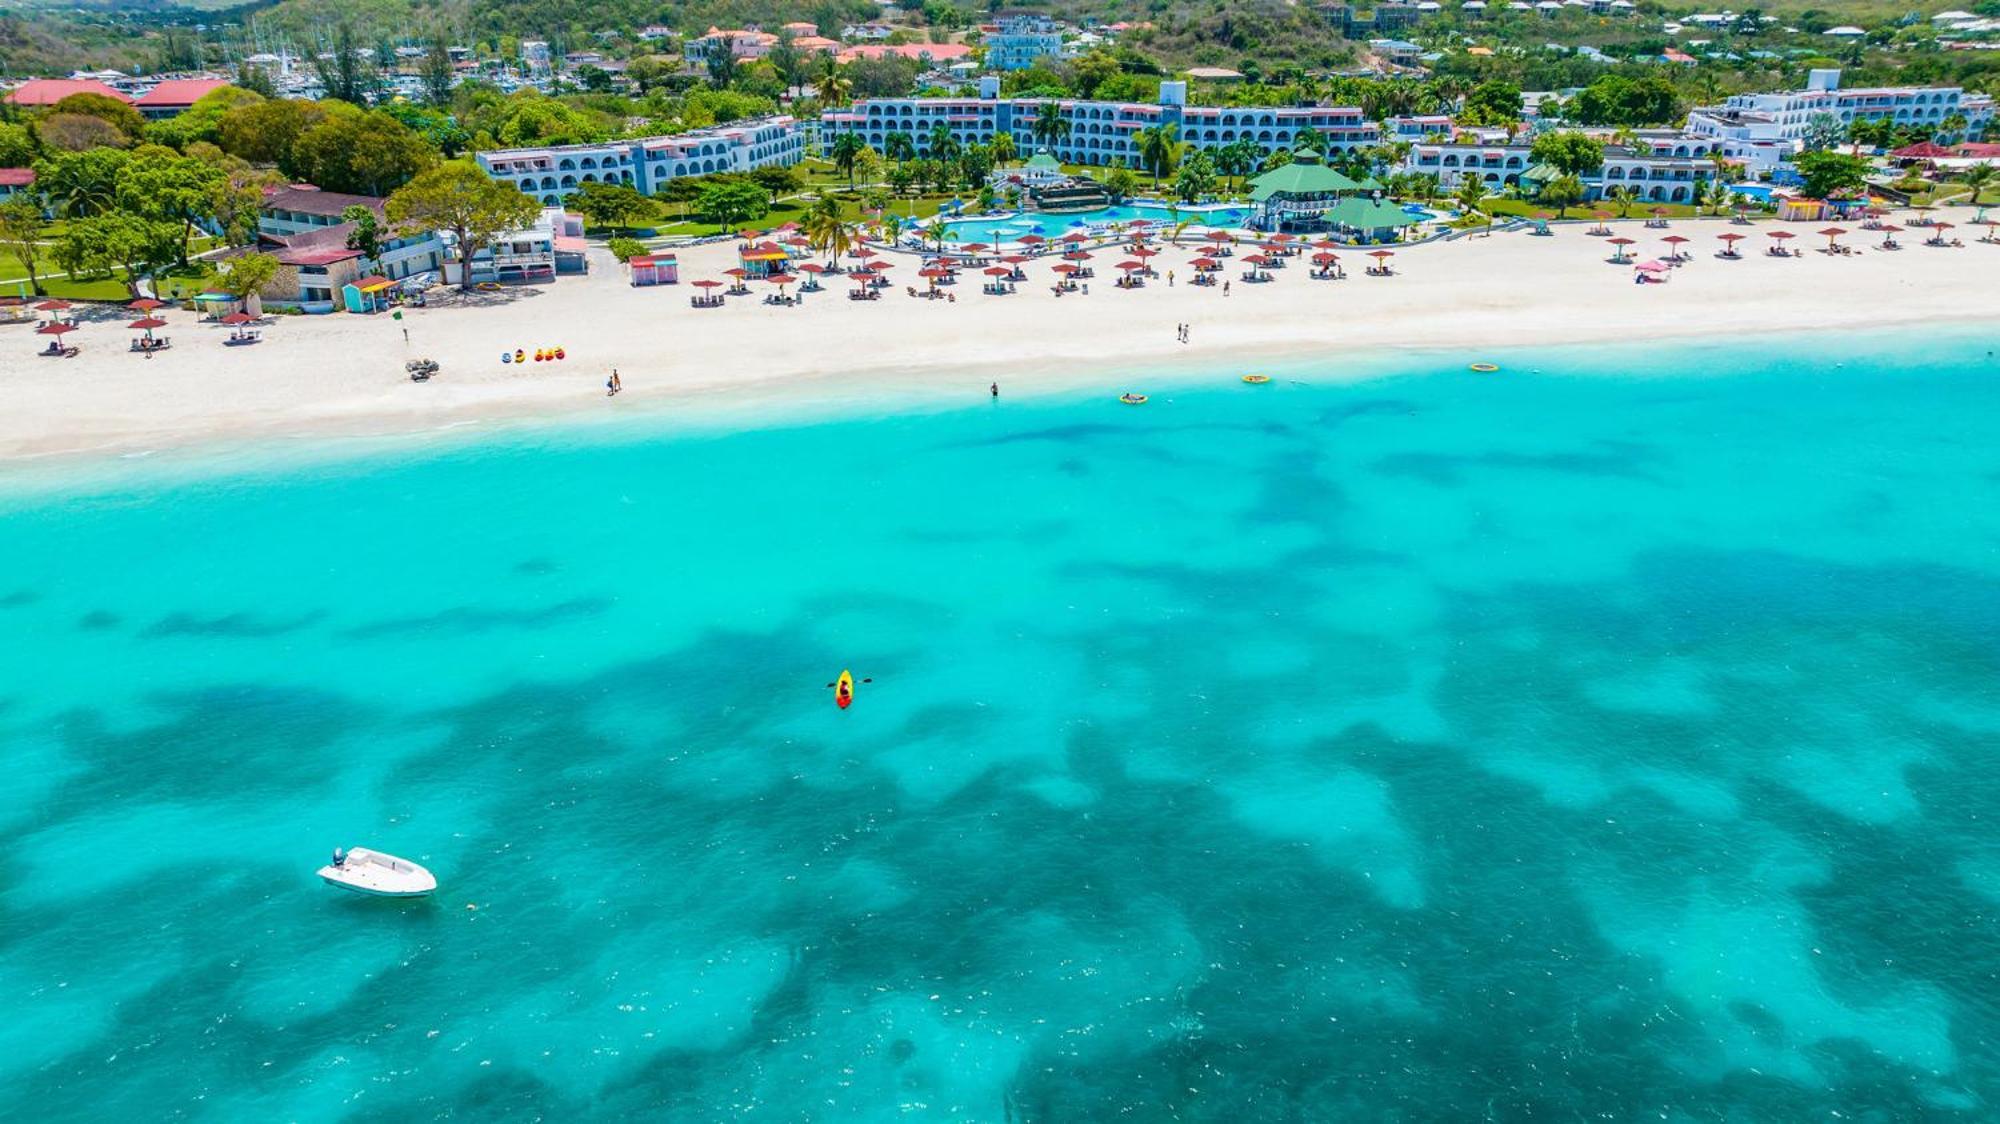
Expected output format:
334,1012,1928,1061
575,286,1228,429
939,203,1250,245
5,330,2000,1120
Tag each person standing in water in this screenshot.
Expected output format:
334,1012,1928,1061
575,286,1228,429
990,382,999,399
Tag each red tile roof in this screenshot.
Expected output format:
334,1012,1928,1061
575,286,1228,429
0,168,34,187
134,78,231,109
4,78,131,106
276,247,363,267
836,43,974,63
261,184,386,218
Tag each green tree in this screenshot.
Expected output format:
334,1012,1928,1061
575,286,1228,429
606,236,647,262
385,163,541,291
1961,163,1995,206
48,92,147,144
1214,137,1259,193
813,54,853,106
804,193,852,265
926,122,962,163
1451,175,1485,218
830,132,865,185
1607,184,1639,218
56,211,179,297
1030,102,1071,150
695,179,769,230
217,251,280,300
218,98,324,167
235,64,277,99
32,148,130,219
115,147,225,266
1173,149,1216,203
1530,131,1606,177
288,108,436,196
314,24,379,105
342,203,385,263
0,194,49,295
1135,124,1181,187
750,164,804,204
1537,174,1585,218
990,132,1016,166
1102,164,1138,203
0,121,35,167
1459,80,1523,126
421,33,456,107
1794,150,1869,200
1801,111,1846,152
884,130,916,167
569,180,652,230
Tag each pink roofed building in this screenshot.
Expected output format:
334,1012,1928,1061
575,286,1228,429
3,78,130,107
134,78,232,118
836,42,975,65
0,167,35,203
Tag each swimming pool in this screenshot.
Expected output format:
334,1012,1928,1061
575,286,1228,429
933,203,1252,245
1727,183,1775,202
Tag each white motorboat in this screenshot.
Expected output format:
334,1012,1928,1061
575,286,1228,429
317,847,437,898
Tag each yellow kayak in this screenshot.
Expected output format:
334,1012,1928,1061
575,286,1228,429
1242,374,1271,384
1119,393,1148,405
835,670,854,710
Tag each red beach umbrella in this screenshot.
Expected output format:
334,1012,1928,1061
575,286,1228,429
983,266,1010,276
766,273,796,286
1766,231,1794,241
1368,250,1395,259
1063,249,1092,261
962,242,990,252
1607,237,1635,247
918,266,950,280
1000,255,1028,264
1204,231,1231,242
127,317,168,330
1019,234,1047,246
853,247,878,259
1312,252,1338,265
723,267,748,277
1662,235,1689,248
37,321,77,337
798,262,827,274
33,299,71,312
1189,257,1218,270
1717,233,1745,244
692,279,723,289
1052,263,1079,275
1877,224,1902,233
1060,231,1087,243
129,297,164,312
1241,253,1270,266
1116,260,1142,271
220,310,257,324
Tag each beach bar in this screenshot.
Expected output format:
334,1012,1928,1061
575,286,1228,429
1248,154,1366,233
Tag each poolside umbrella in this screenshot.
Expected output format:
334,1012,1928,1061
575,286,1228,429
220,310,257,324
129,297,165,312
1817,227,1847,249
1271,232,1293,242
1661,234,1690,257
1061,231,1087,243
1019,234,1047,246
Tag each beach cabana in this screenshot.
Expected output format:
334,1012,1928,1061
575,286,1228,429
628,253,678,286
342,275,394,314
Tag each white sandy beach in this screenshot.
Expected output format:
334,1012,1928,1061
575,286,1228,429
3,211,1996,465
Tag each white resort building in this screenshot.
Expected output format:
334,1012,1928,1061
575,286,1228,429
1686,68,1995,146
475,117,805,204
1403,134,1726,203
819,77,1382,170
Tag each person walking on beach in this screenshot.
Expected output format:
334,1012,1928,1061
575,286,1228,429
607,369,622,397
1223,281,1231,296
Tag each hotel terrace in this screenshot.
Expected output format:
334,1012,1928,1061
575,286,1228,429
819,78,1381,170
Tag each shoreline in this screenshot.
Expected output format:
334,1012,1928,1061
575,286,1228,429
3,215,1996,487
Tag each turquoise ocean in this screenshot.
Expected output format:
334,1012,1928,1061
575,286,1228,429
3,328,1999,1121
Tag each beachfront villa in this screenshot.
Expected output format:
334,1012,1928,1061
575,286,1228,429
259,185,448,283
441,207,587,286
1247,154,1370,232
819,77,1381,171
475,117,805,205
1686,69,1995,146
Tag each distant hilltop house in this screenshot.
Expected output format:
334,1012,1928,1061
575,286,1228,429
1184,66,1245,84
636,25,674,42
685,27,779,61
133,78,232,118
0,167,35,203
842,22,897,42
3,75,229,117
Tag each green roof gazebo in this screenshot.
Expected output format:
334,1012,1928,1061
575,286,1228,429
1320,197,1424,244
1248,153,1365,232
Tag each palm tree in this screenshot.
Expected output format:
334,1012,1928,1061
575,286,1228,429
1134,124,1181,188
1961,163,1995,212
1452,175,1485,218
830,132,864,185
1030,102,1071,151
1705,178,1734,217
1214,137,1257,193
1608,184,1639,218
813,55,851,106
884,131,916,168
990,132,1017,166
805,194,852,266
927,122,963,164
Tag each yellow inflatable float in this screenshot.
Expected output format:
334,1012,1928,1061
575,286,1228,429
1119,393,1148,405
1241,374,1271,384
1469,363,1500,373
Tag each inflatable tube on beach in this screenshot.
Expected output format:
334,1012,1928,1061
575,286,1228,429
555,348,566,360
835,670,854,710
1119,393,1148,405
1242,374,1271,384
515,349,525,364
501,352,511,364
1469,363,1500,373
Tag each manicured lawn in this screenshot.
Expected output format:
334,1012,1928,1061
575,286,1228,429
1480,197,1715,221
